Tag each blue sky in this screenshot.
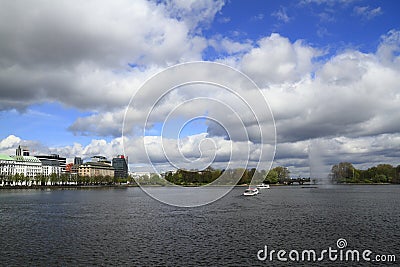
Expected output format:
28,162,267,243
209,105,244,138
206,0,398,55
0,103,104,146
0,0,400,175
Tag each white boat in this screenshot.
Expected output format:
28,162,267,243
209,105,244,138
243,187,259,196
257,183,270,189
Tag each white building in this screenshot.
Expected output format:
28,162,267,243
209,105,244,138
1,146,47,186
12,155,42,181
0,154,15,186
130,171,151,178
35,154,66,176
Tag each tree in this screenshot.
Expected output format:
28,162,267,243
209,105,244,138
372,174,387,183
376,164,394,182
14,173,23,185
50,173,58,185
265,169,278,184
60,173,68,185
394,165,400,184
127,175,137,185
273,166,290,183
331,162,354,183
23,174,30,186
211,169,222,183
236,168,250,184
37,174,48,185
150,173,166,185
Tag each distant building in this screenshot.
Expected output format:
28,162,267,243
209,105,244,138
112,155,128,179
131,171,151,178
16,145,30,156
12,146,42,180
65,163,74,172
78,161,114,177
91,156,108,162
0,154,15,185
35,154,66,176
71,164,80,175
12,155,42,179
74,157,83,165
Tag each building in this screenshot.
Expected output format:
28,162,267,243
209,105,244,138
112,155,128,179
0,146,43,185
12,146,42,180
65,163,74,172
91,156,108,163
78,161,114,177
74,157,83,165
35,154,66,176
12,155,42,179
16,145,30,156
0,154,15,185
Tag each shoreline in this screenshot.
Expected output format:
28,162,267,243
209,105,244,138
0,183,396,190
0,184,138,190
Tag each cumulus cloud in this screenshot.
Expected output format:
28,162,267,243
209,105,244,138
0,0,216,111
240,34,320,85
0,135,21,150
0,135,48,156
1,131,400,177
209,36,253,55
164,0,225,33
273,33,400,142
66,30,400,158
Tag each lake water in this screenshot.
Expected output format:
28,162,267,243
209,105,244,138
0,185,399,266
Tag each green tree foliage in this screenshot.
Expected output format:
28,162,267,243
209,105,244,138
50,173,59,185
265,169,278,184
331,162,399,184
272,166,290,183
331,162,355,183
135,174,167,186
394,165,400,184
163,167,286,186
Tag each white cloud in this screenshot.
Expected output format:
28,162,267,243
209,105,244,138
68,30,400,149
240,33,320,85
251,14,265,21
354,6,383,20
0,135,21,150
300,0,358,7
0,0,213,111
271,7,290,23
209,36,253,55
218,17,231,24
164,0,225,33
377,29,400,68
1,131,400,177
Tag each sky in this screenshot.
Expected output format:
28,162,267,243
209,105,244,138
0,0,400,177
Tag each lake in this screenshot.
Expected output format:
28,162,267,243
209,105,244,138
0,185,399,266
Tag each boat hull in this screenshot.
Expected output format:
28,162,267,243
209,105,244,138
243,188,259,196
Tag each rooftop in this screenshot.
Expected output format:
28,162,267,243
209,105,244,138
80,161,114,168
0,154,15,161
12,155,41,163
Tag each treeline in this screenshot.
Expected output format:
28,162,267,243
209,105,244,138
1,165,295,187
331,162,400,184
0,173,135,186
163,166,291,186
